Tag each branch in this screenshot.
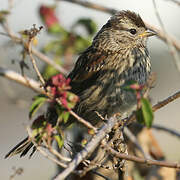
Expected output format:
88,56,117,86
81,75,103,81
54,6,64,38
152,0,180,72
127,89,180,125
26,127,68,168
54,116,118,180
0,32,68,75
166,0,180,6
32,48,69,76
69,110,97,132
152,124,180,139
0,66,43,93
60,0,180,51
124,127,150,159
152,90,180,111
106,146,180,169
60,0,117,14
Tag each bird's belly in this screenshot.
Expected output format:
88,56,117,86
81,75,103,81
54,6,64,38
76,85,137,125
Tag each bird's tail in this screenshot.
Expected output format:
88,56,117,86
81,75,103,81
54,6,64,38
5,137,36,158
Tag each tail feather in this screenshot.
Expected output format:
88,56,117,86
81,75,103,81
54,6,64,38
5,137,36,158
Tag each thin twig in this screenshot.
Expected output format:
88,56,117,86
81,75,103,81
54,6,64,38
43,140,72,162
166,0,180,6
26,127,68,168
145,23,180,51
152,124,180,139
0,66,43,93
152,90,180,111
69,110,97,132
32,48,69,76
0,26,68,75
127,89,180,124
106,146,180,169
54,116,118,180
60,0,117,14
152,0,180,72
28,47,45,85
124,127,150,159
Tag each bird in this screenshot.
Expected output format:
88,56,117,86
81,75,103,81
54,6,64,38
5,10,156,158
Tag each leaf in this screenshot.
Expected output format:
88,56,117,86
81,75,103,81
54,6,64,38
74,18,97,36
141,98,154,128
29,95,48,119
136,98,154,128
54,134,64,149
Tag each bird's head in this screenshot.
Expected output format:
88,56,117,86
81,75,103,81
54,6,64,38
93,10,156,51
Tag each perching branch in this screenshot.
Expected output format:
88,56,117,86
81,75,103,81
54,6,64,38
54,116,119,180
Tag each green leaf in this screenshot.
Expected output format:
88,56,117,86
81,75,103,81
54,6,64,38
48,24,67,35
29,95,48,119
74,18,97,36
141,98,154,128
54,134,64,149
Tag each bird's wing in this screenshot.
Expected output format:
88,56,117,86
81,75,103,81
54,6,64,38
68,46,109,83
4,137,35,158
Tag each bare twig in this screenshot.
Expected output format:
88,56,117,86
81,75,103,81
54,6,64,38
106,146,180,169
152,124,180,139
124,127,150,159
54,116,118,180
152,90,180,111
145,23,180,51
42,139,72,162
152,0,180,72
0,28,68,75
26,127,68,168
60,0,180,51
69,110,97,132
60,0,117,14
32,48,69,76
0,66,43,93
166,0,180,6
28,47,45,85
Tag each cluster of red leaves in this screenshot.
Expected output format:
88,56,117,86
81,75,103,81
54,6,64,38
46,74,79,110
39,5,59,28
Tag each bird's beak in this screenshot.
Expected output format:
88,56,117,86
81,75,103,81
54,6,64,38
139,30,156,38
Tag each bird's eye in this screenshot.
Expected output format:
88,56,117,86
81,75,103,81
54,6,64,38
129,28,137,35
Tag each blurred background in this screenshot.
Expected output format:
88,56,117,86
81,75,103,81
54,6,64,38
0,0,180,179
